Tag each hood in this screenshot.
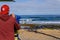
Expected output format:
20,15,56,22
0,14,10,21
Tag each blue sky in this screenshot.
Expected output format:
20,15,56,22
0,0,60,15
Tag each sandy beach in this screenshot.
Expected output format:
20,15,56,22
15,29,60,40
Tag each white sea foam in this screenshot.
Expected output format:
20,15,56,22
20,20,60,24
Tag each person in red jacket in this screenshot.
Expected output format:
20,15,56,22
0,4,20,40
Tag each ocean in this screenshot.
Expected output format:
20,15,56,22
16,15,60,21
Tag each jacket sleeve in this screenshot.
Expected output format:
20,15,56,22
14,19,20,30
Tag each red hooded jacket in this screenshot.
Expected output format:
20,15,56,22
0,14,20,40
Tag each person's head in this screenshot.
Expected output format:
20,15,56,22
1,4,9,15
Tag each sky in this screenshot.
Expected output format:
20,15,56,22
0,0,60,15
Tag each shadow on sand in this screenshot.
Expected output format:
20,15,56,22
34,31,60,40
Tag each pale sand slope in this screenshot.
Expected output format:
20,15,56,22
17,29,60,40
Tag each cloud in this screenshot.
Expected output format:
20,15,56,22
0,0,60,15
